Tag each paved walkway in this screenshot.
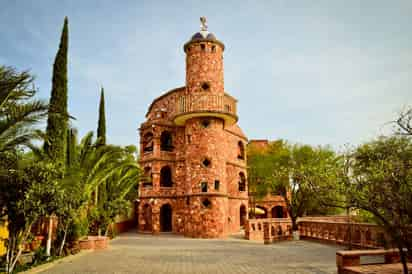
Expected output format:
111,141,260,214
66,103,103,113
40,232,341,274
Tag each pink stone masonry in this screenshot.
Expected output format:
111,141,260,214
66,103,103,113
137,23,248,238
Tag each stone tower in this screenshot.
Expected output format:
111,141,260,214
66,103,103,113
138,18,248,238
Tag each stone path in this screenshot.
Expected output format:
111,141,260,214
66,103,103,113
40,232,341,274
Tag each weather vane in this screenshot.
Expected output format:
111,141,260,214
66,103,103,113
200,16,208,31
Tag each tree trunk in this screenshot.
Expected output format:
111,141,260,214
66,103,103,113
291,216,298,231
58,226,68,256
105,222,112,237
8,224,32,274
46,217,53,257
398,243,409,274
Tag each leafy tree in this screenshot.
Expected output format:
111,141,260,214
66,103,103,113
344,136,412,274
0,160,63,273
44,17,69,166
248,141,340,232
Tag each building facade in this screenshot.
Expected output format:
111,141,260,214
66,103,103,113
137,19,248,238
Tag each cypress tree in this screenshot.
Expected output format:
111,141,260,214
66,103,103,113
44,17,69,165
66,127,77,168
97,87,106,145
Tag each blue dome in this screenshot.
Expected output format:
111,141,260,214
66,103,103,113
190,30,217,41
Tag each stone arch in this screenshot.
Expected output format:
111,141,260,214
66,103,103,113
271,206,284,218
143,132,153,152
142,204,152,232
160,131,173,151
239,204,247,227
160,204,172,232
237,141,245,160
160,166,173,187
238,172,246,192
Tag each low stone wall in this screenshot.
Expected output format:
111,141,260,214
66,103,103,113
299,220,389,248
246,217,394,248
245,218,292,242
114,219,136,234
336,249,411,274
78,236,108,250
299,216,351,223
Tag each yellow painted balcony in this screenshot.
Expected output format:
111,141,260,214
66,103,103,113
174,94,238,125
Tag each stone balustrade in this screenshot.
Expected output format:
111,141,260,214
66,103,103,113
174,94,238,125
246,217,394,249
176,94,237,114
245,218,292,242
299,220,390,248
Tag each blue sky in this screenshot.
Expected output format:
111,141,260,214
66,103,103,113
1,1,411,150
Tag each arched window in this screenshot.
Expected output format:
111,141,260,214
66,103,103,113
237,141,245,160
271,206,284,218
160,131,173,151
160,166,173,187
143,132,153,152
238,172,246,192
142,167,152,187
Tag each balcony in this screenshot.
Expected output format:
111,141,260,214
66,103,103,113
173,94,238,126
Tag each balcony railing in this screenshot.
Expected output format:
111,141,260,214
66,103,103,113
174,94,237,125
176,94,236,116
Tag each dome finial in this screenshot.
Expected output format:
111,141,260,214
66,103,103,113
200,16,208,31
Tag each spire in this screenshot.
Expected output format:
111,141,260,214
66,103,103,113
200,16,208,31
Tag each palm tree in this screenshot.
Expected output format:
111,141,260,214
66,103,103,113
98,160,140,236
0,66,48,154
56,130,140,248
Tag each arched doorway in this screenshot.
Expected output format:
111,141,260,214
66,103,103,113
160,204,172,232
240,205,247,227
142,204,152,231
271,206,284,218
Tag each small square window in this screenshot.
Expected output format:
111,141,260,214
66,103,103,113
200,44,206,51
214,180,220,190
202,158,211,167
211,45,216,52
201,182,208,192
202,198,211,208
201,82,210,91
